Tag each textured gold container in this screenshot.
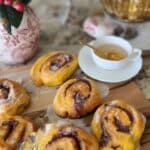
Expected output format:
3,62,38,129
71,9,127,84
101,0,150,22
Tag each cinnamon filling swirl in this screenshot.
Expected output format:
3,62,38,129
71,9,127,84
111,145,121,150
65,79,92,114
45,128,81,150
50,53,72,71
1,120,18,140
0,85,9,99
100,104,134,147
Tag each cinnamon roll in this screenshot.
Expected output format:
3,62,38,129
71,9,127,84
38,125,99,150
30,51,78,86
53,78,101,118
0,115,37,149
0,79,30,115
91,100,146,150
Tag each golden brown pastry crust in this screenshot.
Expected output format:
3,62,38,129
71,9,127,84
53,78,101,118
30,51,78,86
0,115,37,149
38,125,99,150
0,79,30,115
91,100,146,150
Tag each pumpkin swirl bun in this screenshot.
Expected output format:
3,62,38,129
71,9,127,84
53,78,101,118
91,100,146,150
0,79,30,115
30,51,78,86
38,125,99,150
0,115,37,150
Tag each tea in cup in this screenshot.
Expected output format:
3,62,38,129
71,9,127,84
90,36,142,70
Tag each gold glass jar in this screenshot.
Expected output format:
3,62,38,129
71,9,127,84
101,0,150,22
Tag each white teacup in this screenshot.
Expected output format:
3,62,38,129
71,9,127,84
90,36,142,70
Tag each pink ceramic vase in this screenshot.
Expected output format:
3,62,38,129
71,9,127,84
0,7,40,65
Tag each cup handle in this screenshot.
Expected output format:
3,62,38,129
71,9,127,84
128,48,142,61
125,48,142,62
133,48,142,57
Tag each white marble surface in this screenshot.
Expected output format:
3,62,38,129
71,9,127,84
31,0,150,100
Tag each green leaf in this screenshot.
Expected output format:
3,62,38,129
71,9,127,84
0,5,11,34
6,6,23,28
4,20,11,34
21,0,32,4
0,5,23,34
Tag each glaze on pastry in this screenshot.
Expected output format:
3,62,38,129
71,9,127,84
91,100,146,150
53,78,101,118
0,79,30,115
38,125,99,150
30,51,78,86
0,115,37,149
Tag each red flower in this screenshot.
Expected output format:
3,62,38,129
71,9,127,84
0,0,4,5
4,0,13,6
13,1,25,12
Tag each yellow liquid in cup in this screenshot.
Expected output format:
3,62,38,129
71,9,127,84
95,44,128,61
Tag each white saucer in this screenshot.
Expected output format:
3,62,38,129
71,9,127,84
78,46,143,83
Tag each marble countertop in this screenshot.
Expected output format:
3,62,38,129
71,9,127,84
0,0,150,100
31,0,150,100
